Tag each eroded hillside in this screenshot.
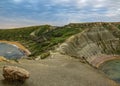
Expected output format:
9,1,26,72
58,23,120,67
0,22,120,59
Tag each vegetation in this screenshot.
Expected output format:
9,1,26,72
40,52,50,59
0,22,120,58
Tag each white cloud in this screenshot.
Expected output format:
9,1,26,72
51,0,70,3
2,0,120,28
13,0,23,3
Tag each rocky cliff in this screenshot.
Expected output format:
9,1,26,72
58,23,120,67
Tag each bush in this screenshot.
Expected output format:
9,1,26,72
40,52,50,59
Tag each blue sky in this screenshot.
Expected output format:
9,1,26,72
0,0,120,28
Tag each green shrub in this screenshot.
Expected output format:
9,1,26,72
40,52,50,59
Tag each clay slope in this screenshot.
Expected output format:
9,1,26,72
58,24,120,67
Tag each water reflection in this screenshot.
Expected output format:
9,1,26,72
0,43,25,59
99,59,120,83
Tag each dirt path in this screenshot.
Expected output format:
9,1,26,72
0,53,119,86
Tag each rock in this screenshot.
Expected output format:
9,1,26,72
3,66,30,82
58,27,120,66
0,56,9,62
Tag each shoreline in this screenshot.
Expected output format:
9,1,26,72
0,40,31,56
91,55,120,68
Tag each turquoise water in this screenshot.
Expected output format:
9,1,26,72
0,43,25,59
99,59,120,83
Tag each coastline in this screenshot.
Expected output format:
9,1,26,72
91,55,120,68
0,40,31,56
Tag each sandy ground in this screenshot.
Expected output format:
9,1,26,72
0,53,119,86
0,40,31,55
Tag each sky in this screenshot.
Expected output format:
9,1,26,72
0,0,120,28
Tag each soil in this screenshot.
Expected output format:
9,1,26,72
0,53,119,86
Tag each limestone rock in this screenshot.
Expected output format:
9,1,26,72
0,56,9,62
3,66,30,82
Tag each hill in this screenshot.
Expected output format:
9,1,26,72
0,22,120,59
0,22,120,86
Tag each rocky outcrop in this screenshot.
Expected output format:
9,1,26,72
3,66,30,82
57,26,120,67
0,56,9,62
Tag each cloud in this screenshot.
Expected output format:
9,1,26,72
0,0,120,28
0,15,64,29
13,0,23,3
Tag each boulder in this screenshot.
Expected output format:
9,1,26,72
3,66,30,82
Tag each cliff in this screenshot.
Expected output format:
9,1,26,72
57,23,120,67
